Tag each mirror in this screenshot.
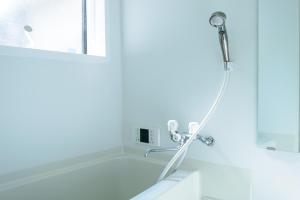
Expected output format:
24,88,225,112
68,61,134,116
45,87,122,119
258,0,300,152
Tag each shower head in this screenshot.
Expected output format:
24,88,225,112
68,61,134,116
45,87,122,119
209,11,230,70
23,25,35,48
24,25,33,33
209,12,226,28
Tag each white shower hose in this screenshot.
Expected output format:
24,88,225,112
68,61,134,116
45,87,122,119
157,69,231,182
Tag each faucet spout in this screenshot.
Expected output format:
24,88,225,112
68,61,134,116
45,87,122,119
144,146,181,158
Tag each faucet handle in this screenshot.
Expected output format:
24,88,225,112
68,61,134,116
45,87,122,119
167,120,183,143
188,122,201,134
167,120,179,132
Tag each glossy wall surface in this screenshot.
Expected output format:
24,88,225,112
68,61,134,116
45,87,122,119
122,0,300,199
0,0,122,175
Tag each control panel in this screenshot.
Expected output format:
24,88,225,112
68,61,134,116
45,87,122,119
135,128,160,146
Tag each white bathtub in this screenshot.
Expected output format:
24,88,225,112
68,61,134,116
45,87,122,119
0,148,251,200
0,150,200,200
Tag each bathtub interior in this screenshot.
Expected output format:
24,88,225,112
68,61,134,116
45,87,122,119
0,149,251,200
0,157,165,200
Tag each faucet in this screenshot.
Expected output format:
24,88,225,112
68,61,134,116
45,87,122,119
144,146,181,157
144,120,215,158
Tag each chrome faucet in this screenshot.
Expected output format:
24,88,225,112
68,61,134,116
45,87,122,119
197,135,215,146
144,146,181,157
144,120,215,158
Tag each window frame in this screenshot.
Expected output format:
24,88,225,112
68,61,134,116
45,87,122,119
0,0,109,64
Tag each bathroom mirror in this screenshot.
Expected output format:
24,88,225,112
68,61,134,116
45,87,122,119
258,0,300,152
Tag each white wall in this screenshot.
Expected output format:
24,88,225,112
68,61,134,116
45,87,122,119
0,0,122,175
122,0,300,199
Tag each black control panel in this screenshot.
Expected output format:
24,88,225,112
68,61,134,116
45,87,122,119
139,128,150,143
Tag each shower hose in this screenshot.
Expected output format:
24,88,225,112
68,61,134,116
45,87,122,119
157,69,231,182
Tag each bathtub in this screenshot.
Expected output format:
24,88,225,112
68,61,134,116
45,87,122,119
0,149,200,200
0,148,251,200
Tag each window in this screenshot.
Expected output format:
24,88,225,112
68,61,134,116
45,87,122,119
0,0,106,57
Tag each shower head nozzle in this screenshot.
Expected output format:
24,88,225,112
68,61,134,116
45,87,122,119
24,25,33,33
209,12,226,28
209,11,230,70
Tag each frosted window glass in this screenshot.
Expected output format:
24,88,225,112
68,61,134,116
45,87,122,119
0,0,106,57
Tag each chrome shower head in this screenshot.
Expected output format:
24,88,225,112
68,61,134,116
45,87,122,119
210,11,230,70
209,12,226,28
24,25,33,32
